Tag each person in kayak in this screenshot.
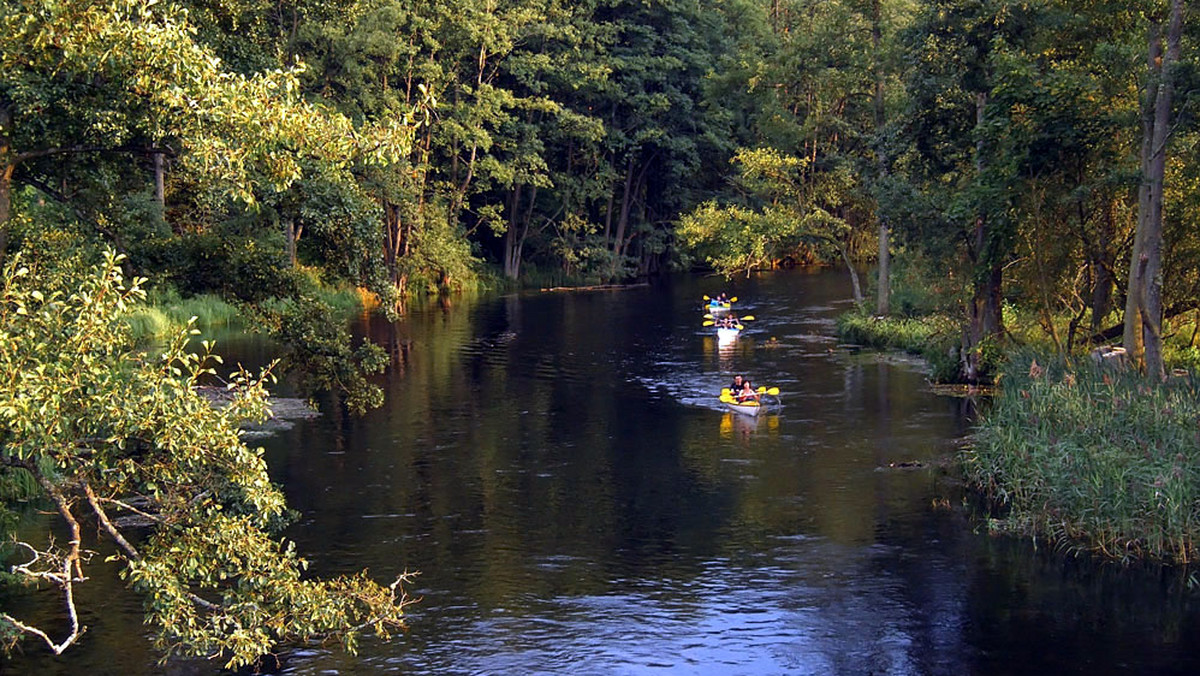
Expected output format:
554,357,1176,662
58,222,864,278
729,374,745,393
736,380,760,403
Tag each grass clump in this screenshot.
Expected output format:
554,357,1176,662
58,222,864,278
963,352,1200,564
124,288,241,340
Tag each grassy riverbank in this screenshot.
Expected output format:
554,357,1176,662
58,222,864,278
962,354,1200,564
123,279,369,342
836,310,967,382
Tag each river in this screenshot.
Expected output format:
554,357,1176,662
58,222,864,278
8,268,1200,674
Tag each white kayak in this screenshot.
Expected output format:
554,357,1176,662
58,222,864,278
723,398,762,417
716,326,740,341
719,386,780,417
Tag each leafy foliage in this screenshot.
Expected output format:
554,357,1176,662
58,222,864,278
0,251,413,666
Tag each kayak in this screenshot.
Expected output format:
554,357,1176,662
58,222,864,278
718,386,781,417
716,326,740,341
723,398,762,417
706,301,732,313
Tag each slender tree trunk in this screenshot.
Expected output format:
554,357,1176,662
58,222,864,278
1091,200,1115,333
871,0,890,316
0,103,12,264
284,219,300,268
383,201,408,313
1124,18,1164,362
609,156,635,278
840,242,863,304
1139,0,1184,379
504,185,522,279
153,145,165,215
876,221,890,315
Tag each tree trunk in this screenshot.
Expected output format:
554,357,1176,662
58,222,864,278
382,201,408,313
1139,0,1183,380
1124,17,1164,363
153,145,165,217
1090,200,1116,334
871,0,890,316
609,156,635,278
504,185,522,279
0,103,12,264
284,219,300,268
840,242,863,305
963,93,1003,383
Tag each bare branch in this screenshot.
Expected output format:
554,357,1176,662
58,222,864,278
82,481,143,561
95,495,165,525
4,540,89,654
0,612,85,656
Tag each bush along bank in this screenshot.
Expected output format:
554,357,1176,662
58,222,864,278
962,353,1200,564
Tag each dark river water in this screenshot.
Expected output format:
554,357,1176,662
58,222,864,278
8,269,1200,675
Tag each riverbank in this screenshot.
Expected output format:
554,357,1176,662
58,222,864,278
963,354,1200,564
835,310,966,382
838,309,1200,564
122,283,369,342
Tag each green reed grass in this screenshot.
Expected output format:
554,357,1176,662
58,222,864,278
124,289,241,340
964,353,1200,564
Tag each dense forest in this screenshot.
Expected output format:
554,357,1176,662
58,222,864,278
1,0,1197,666
3,0,1197,380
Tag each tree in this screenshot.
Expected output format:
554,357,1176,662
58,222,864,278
1124,0,1187,379
1,0,421,407
677,147,866,291
0,0,414,236
0,250,414,666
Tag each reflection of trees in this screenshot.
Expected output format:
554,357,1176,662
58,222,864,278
260,272,981,664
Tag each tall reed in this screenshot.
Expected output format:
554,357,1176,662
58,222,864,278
964,353,1200,563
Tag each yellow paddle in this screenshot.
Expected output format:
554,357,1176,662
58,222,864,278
739,315,755,321
756,386,781,396
702,320,715,326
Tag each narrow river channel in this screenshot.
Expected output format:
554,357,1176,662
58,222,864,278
10,268,1200,674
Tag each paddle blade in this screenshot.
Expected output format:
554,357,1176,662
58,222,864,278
721,388,732,396
729,296,738,303
703,320,715,326
766,387,780,396
703,314,714,319
734,324,744,330
719,394,736,403
739,315,755,321
703,295,711,301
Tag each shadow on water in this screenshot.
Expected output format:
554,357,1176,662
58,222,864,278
8,268,1200,675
